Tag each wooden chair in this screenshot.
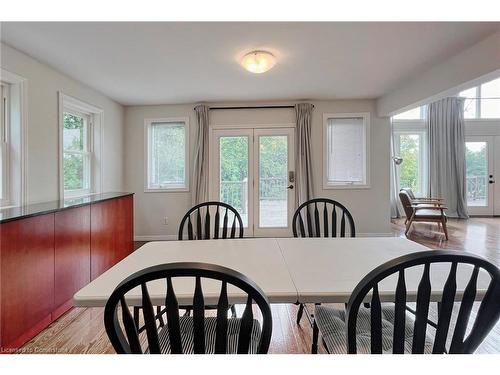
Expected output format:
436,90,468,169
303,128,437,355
104,262,273,354
399,190,449,240
312,250,500,354
292,198,356,325
178,201,244,240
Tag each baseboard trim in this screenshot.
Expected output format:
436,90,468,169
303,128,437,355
134,233,394,241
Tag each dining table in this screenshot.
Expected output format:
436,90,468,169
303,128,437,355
74,237,493,307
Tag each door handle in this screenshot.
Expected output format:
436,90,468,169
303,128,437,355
287,185,294,190
489,180,495,184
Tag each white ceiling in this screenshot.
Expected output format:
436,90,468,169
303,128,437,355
1,22,499,106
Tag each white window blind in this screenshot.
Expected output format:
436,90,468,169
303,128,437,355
147,121,188,190
326,117,366,185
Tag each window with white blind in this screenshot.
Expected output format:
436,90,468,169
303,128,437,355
145,118,189,191
0,82,9,206
323,113,370,189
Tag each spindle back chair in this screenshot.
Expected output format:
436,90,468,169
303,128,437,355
104,262,272,354
292,198,355,238
178,202,244,240
345,250,500,354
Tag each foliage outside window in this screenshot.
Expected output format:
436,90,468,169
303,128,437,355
397,133,424,196
63,111,92,196
147,120,188,190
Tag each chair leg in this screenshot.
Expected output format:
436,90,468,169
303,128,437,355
157,306,164,327
230,305,237,318
405,216,414,236
441,217,449,240
297,303,304,324
311,319,319,354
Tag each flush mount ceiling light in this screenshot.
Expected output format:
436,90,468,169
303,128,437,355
240,50,276,74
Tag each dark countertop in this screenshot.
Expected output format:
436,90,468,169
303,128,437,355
0,192,134,224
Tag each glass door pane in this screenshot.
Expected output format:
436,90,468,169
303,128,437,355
219,135,249,227
466,141,488,207
259,135,288,227
397,133,422,195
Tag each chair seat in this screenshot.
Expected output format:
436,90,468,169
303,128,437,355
148,316,262,354
315,304,433,354
414,209,445,219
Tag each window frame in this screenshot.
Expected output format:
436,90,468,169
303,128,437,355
1,82,10,207
144,117,190,192
58,92,103,200
323,112,371,189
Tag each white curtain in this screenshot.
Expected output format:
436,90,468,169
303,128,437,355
295,103,315,206
192,105,210,205
428,97,468,218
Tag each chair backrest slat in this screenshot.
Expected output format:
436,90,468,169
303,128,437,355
141,283,161,353
292,198,355,238
412,263,431,353
449,266,479,353
179,202,244,240
323,203,329,237
222,208,229,239
306,206,313,237
392,270,407,354
346,251,500,354
193,276,205,354
314,202,320,237
105,263,272,355
204,207,211,240
214,207,220,240
187,216,194,240
120,297,142,353
432,262,457,353
196,208,202,240
165,277,182,354
215,281,229,354
370,284,383,353
237,296,254,354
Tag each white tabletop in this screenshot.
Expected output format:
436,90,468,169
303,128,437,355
277,237,492,303
74,237,492,307
74,238,298,307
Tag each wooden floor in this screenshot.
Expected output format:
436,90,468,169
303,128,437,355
19,217,500,354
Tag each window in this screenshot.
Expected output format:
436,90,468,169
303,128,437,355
394,131,428,197
392,106,425,120
59,92,102,199
62,110,92,196
459,77,500,119
323,113,370,188
145,118,189,191
1,82,10,206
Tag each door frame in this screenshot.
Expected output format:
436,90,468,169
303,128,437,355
209,125,296,237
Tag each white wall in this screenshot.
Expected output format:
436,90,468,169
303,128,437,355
377,30,500,117
125,100,391,239
0,43,125,203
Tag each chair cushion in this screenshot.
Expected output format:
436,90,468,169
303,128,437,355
315,304,433,354
150,316,262,354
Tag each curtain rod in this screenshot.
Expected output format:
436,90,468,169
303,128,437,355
193,104,314,111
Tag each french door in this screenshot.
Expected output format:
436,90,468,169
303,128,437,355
465,136,499,215
210,127,295,237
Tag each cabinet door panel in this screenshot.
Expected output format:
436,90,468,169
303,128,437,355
115,195,134,263
0,215,55,349
54,206,90,318
90,199,116,280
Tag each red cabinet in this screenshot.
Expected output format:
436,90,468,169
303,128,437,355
0,215,55,351
0,193,133,352
90,195,133,280
54,205,91,320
